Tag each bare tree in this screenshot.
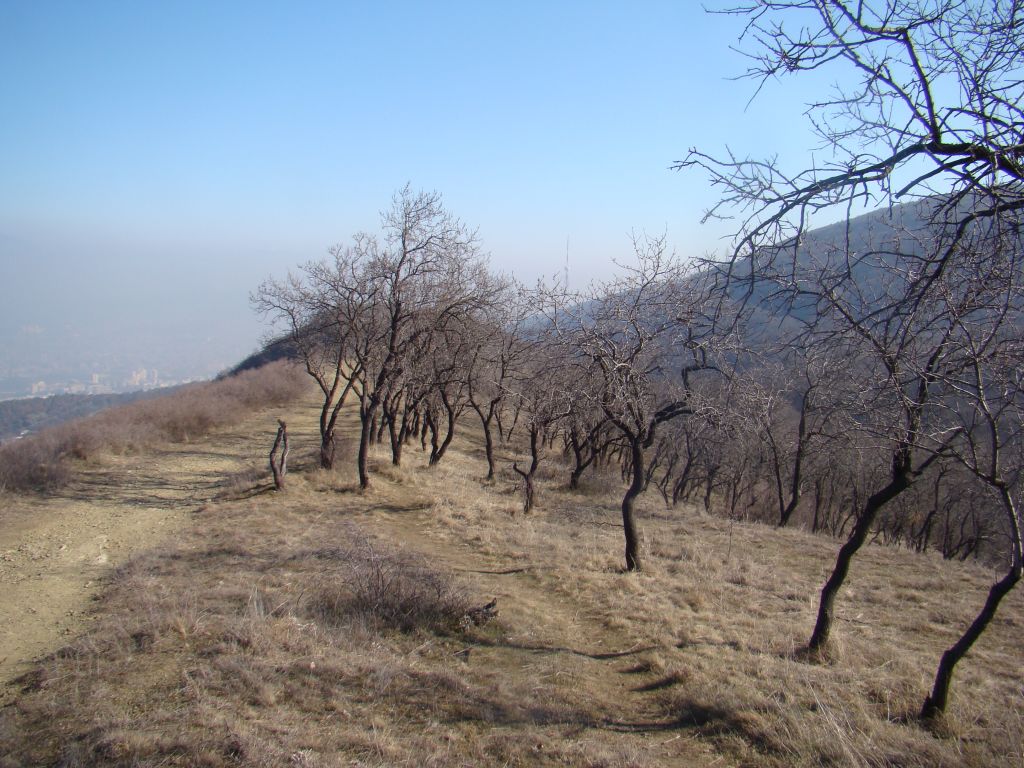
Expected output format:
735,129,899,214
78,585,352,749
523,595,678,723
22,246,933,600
565,392,614,491
556,236,723,571
507,342,571,513
269,419,289,490
465,282,537,481
920,222,1023,718
738,350,847,527
252,253,363,469
342,187,490,489
678,0,1023,276
679,0,1023,655
255,187,492,487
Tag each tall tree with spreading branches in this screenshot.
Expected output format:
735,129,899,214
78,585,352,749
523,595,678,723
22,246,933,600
679,0,1023,712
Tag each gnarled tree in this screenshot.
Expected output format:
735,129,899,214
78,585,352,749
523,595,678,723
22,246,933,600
680,0,1024,707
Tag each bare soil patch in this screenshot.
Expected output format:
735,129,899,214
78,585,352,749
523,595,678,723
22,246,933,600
0,406,298,700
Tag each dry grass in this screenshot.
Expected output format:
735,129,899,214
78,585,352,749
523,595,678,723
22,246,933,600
0,394,1021,767
0,361,306,494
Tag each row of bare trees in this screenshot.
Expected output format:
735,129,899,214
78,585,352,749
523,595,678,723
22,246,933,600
256,175,1020,723
252,1,1022,723
676,0,1023,721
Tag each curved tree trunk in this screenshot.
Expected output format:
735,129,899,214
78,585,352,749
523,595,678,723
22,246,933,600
269,420,289,490
482,416,496,480
922,486,1022,718
319,433,336,470
388,410,403,466
921,564,1021,718
778,391,810,527
357,398,378,490
621,438,645,572
512,425,541,513
808,468,910,652
429,391,458,466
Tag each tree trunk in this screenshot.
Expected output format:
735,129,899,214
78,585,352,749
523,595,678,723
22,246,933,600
778,491,800,528
269,420,289,490
621,438,645,572
569,434,586,490
429,391,457,466
482,416,496,480
388,409,403,466
357,400,377,490
512,426,541,513
922,485,1022,718
671,450,695,505
808,467,910,652
702,467,717,514
320,433,335,470
420,412,430,451
921,563,1021,718
779,392,810,527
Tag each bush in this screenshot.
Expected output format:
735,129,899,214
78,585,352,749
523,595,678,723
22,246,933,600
0,431,70,492
309,540,469,634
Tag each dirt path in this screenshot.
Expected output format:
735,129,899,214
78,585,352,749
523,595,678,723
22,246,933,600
0,410,287,702
356,485,717,764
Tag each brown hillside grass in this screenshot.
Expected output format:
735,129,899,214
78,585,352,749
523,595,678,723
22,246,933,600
0,361,306,494
0,393,1020,767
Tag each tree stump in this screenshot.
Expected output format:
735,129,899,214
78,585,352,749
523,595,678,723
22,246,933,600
269,420,289,490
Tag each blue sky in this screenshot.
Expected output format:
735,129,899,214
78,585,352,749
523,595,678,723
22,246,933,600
0,1,836,383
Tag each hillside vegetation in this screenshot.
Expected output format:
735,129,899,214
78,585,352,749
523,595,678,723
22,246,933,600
0,388,185,443
0,387,1020,767
0,361,305,494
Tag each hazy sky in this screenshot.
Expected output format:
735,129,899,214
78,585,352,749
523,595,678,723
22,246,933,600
0,1,838,381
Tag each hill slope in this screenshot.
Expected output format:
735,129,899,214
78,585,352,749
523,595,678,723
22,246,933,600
0,386,1020,766
0,387,185,443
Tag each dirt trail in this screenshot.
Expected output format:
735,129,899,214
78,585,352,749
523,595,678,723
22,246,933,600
0,410,285,701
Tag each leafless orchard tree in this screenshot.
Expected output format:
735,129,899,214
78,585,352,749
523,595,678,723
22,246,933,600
919,220,1023,717
255,186,493,488
679,0,1023,711
763,352,844,527
464,281,539,481
679,0,1023,272
506,340,572,514
336,187,492,489
564,383,615,492
555,236,725,571
252,252,365,469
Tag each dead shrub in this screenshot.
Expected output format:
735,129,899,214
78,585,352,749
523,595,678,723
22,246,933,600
0,431,70,492
309,540,469,634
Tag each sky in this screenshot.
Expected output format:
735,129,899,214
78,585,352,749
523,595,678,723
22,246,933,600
0,1,840,388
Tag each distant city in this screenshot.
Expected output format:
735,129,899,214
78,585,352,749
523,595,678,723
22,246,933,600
0,320,261,402
14,367,202,400
0,367,212,402
0,338,246,402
